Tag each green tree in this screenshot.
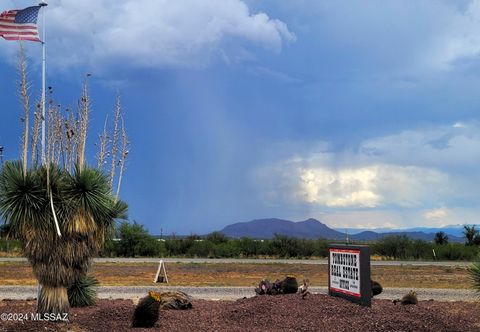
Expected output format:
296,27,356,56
268,234,301,258
434,231,449,245
0,223,11,252
373,235,411,259
463,225,480,246
206,231,229,245
117,221,158,257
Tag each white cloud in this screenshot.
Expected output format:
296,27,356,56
281,0,480,75
359,120,480,170
254,120,480,212
296,164,448,208
38,0,295,70
428,0,480,70
424,208,448,219
319,207,478,229
298,167,380,207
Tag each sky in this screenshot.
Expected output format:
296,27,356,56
1,0,480,234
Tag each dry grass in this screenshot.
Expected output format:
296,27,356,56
0,262,471,289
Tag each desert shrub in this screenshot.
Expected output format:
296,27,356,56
165,237,195,256
312,239,329,257
186,240,215,257
296,239,315,257
0,239,21,252
372,235,412,259
67,275,99,307
407,239,432,259
137,237,164,257
211,242,240,258
236,237,260,256
206,231,229,245
267,235,301,258
434,243,479,260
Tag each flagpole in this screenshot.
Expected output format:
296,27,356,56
39,1,47,165
37,1,49,312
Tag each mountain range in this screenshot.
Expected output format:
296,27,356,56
220,218,465,242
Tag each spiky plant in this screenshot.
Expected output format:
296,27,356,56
0,161,127,314
132,291,162,328
281,275,298,294
1,53,130,315
371,279,383,296
468,262,480,296
394,290,418,305
68,275,99,307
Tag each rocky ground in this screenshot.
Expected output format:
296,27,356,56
1,294,479,331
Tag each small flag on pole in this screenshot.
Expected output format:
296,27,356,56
0,6,41,42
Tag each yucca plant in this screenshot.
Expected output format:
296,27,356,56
468,262,480,296
0,52,129,315
0,161,127,314
68,275,100,307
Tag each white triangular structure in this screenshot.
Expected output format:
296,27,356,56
154,259,169,283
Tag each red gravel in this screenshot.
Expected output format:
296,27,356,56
1,295,479,331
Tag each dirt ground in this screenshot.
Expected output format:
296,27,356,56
0,262,470,289
0,294,479,331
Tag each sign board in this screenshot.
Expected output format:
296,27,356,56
154,260,169,283
328,244,371,307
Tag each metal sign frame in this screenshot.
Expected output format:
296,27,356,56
328,244,371,307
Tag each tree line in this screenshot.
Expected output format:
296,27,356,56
2,221,480,260
96,222,480,261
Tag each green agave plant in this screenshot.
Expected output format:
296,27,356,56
468,261,480,296
0,161,127,314
68,275,100,307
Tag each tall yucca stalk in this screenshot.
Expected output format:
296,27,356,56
109,95,121,189
18,44,30,176
31,102,42,168
76,77,91,169
115,116,129,200
97,94,129,198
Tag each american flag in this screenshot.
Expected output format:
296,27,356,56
0,6,41,42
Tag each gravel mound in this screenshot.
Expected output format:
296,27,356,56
1,294,479,331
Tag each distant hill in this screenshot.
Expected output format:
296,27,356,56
338,225,471,241
351,231,463,243
398,225,469,238
338,226,469,236
220,218,346,240
220,218,465,242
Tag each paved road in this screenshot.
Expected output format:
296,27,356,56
0,257,472,266
0,286,475,302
